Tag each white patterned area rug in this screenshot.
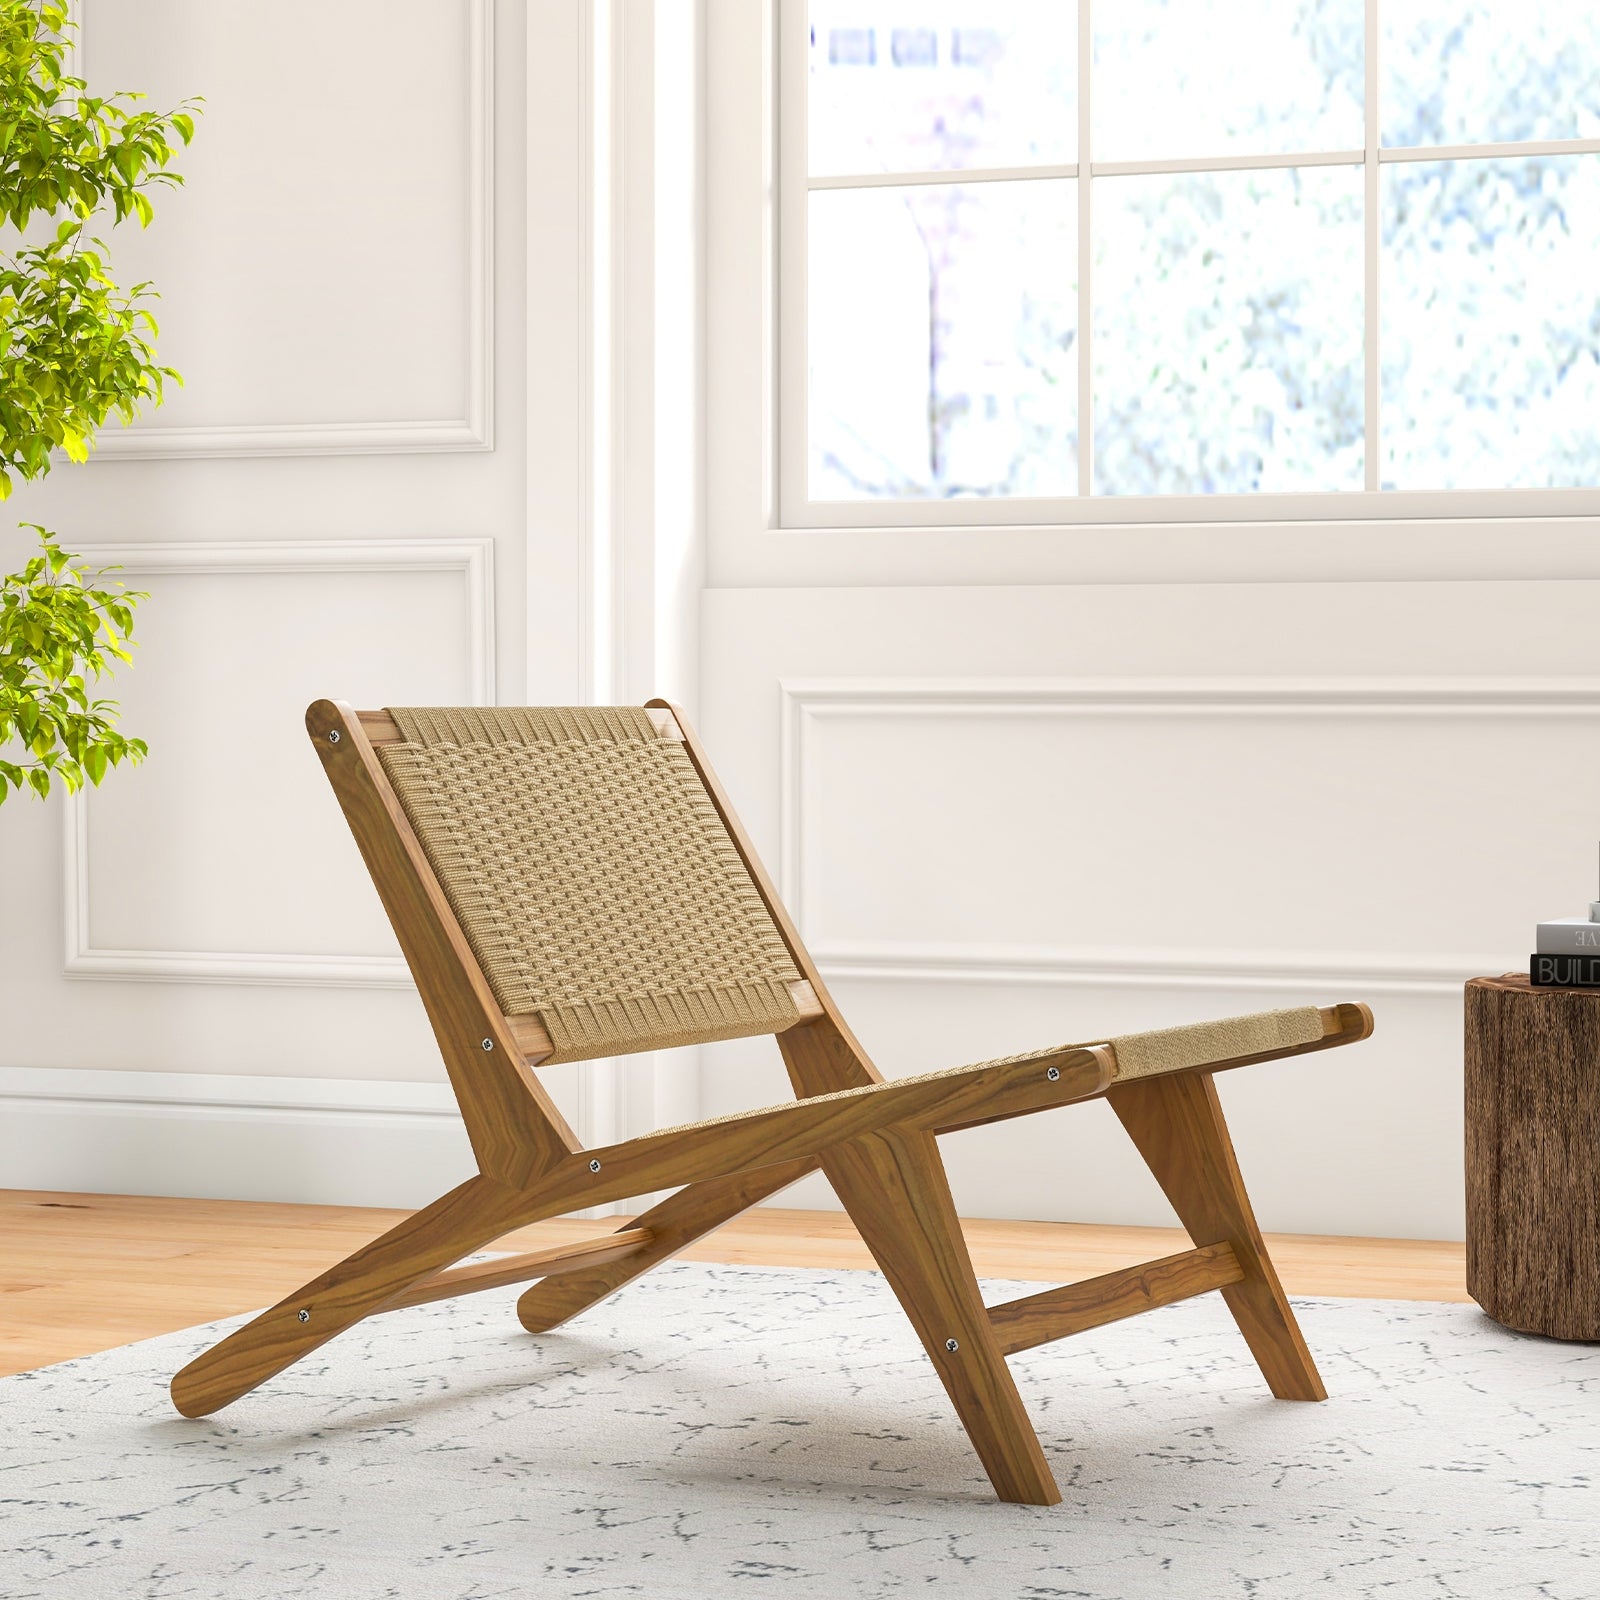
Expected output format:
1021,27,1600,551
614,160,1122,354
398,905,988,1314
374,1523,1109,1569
2,1260,1596,1600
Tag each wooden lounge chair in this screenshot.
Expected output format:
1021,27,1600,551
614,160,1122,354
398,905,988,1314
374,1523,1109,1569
170,699,1373,1506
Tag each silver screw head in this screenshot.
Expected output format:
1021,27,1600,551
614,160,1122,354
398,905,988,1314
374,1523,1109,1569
297,1309,310,1323
327,729,341,744
1046,1066,1060,1081
480,1038,494,1052
589,1158,602,1173
945,1337,960,1352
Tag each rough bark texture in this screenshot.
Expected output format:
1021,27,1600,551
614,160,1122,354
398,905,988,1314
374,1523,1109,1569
1465,974,1600,1340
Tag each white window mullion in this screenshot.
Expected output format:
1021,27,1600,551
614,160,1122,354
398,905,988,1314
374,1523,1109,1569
1381,136,1600,164
809,161,1080,191
1090,150,1363,178
1364,0,1380,493
777,0,810,526
1077,0,1093,498
813,150,1376,192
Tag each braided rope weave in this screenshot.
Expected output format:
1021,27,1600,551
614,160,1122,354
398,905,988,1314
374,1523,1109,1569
638,1007,1327,1144
379,707,801,1063
955,1006,1325,1083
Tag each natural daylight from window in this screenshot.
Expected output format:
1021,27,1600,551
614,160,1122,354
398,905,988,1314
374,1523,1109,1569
803,1,1600,503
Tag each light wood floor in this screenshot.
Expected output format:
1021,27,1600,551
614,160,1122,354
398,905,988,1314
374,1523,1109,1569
0,1188,1469,1378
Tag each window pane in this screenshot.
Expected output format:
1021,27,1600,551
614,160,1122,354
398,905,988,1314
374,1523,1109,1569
1382,1,1600,148
1382,155,1600,491
1093,0,1362,163
808,3,1076,176
1094,167,1363,495
809,181,1077,500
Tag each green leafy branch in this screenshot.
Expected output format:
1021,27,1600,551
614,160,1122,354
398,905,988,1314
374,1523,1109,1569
0,0,198,802
0,526,146,798
0,223,179,491
0,1,197,236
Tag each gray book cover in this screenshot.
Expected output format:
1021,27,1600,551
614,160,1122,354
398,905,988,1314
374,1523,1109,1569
1536,917,1600,954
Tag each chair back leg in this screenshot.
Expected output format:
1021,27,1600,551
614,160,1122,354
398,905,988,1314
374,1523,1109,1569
1107,1071,1326,1401
823,1125,1062,1506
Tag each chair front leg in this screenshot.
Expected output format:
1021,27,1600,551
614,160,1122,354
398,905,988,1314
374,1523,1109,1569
822,1125,1061,1506
1108,1070,1326,1401
171,1175,551,1418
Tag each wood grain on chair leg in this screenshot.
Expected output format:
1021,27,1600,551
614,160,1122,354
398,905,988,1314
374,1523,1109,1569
517,1157,819,1333
822,1126,1061,1506
1108,1071,1326,1402
171,1176,545,1418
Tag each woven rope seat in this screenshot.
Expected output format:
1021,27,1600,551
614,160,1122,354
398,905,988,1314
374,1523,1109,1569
377,705,802,1063
630,1006,1324,1148
1078,1007,1324,1083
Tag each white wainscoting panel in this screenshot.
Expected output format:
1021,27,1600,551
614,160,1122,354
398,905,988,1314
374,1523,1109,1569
780,678,1599,996
81,0,493,458
691,669,1600,1241
63,540,493,987
0,1067,475,1208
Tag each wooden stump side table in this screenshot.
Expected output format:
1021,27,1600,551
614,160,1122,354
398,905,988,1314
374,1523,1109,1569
1465,974,1600,1340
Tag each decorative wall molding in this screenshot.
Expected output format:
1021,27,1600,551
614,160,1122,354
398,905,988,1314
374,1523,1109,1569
0,1066,474,1208
778,677,1600,999
63,538,495,989
806,940,1507,998
61,539,497,700
88,0,495,461
61,0,84,80
0,1065,457,1118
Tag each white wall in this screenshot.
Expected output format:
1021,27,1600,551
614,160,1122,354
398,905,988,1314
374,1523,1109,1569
1,0,706,1210
694,583,1600,1243
0,0,609,1207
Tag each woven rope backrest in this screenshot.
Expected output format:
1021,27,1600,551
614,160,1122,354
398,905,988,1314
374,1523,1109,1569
376,707,802,1063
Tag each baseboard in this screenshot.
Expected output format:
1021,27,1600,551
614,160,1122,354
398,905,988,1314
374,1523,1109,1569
0,1067,476,1209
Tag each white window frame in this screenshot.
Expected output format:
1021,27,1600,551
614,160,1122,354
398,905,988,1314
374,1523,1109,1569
777,0,1600,530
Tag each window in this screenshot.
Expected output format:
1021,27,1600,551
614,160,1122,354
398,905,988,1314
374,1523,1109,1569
782,2,1600,523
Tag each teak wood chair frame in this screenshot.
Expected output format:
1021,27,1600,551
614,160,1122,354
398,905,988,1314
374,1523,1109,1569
170,698,1374,1506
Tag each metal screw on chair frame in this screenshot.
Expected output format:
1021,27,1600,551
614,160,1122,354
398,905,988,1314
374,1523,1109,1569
589,1159,602,1173
945,1337,959,1352
1046,1066,1060,1081
480,1039,494,1052
327,730,341,744
297,1309,310,1323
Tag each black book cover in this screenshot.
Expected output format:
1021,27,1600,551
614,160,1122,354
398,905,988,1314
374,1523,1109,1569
1529,954,1600,987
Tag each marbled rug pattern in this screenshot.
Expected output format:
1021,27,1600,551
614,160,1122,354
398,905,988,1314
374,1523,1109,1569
2,1261,1596,1599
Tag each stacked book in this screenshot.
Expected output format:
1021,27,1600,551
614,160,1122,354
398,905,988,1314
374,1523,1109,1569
1532,898,1600,987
